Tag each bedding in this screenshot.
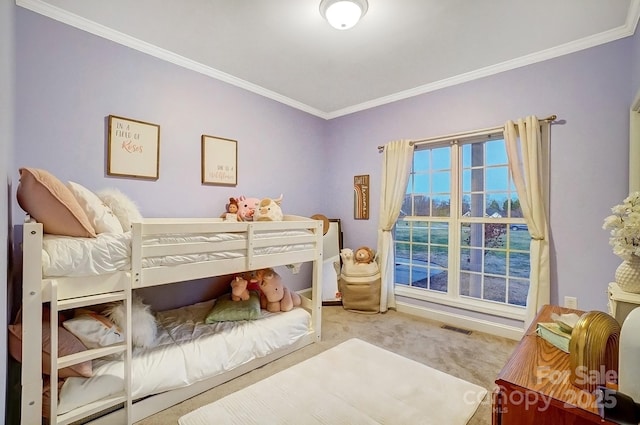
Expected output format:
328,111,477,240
41,229,315,277
56,299,311,415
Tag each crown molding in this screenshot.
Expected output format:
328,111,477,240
17,0,640,121
327,1,640,119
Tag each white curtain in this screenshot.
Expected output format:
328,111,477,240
377,140,414,312
504,116,551,328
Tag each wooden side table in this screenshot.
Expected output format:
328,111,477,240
492,304,616,425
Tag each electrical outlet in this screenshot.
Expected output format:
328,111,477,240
564,296,578,309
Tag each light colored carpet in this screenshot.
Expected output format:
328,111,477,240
179,338,487,425
135,306,518,425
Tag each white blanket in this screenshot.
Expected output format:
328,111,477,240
42,229,313,277
57,300,311,415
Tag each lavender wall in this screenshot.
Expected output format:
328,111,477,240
13,5,638,315
1,0,15,420
13,8,327,304
631,26,640,100
325,37,634,313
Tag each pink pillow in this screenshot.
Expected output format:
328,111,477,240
16,167,96,238
8,323,93,378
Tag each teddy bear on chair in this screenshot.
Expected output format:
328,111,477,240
256,268,301,312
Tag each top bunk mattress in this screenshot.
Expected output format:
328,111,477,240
41,228,315,277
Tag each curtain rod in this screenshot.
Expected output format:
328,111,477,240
377,114,558,152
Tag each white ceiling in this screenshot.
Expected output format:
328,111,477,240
17,0,640,119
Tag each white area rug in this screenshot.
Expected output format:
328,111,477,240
178,338,487,425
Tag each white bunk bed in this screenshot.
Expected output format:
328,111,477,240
18,215,323,425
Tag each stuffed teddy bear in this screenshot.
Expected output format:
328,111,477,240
354,246,375,264
230,276,250,301
221,197,242,222
256,268,301,312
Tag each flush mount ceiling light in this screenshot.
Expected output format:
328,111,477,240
319,0,368,30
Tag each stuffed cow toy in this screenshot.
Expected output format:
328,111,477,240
256,268,301,312
254,197,284,221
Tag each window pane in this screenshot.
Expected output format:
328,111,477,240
484,250,506,275
430,242,448,268
432,147,450,170
485,140,507,165
412,267,428,289
509,252,530,278
414,196,430,216
462,144,471,168
486,167,509,191
431,269,448,292
510,228,530,250
414,174,429,194
432,195,450,217
432,171,450,193
485,196,506,218
508,279,529,306
414,150,430,170
462,169,471,192
484,277,506,303
484,223,506,249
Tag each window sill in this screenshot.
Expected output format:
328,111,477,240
394,285,526,321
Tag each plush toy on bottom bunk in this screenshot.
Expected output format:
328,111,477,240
256,268,301,312
230,276,250,301
103,294,157,348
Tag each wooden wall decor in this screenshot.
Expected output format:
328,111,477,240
107,115,160,180
354,174,369,220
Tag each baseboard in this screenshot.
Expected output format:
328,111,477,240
396,301,524,340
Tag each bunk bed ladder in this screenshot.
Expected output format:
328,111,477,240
48,282,133,425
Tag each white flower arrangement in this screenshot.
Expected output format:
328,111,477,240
603,192,640,261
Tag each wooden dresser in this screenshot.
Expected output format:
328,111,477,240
492,304,616,425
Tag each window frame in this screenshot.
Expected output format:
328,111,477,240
394,129,528,321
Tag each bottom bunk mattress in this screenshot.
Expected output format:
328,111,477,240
56,299,311,415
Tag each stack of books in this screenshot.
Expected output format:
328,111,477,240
536,322,571,353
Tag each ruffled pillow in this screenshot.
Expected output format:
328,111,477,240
67,181,124,234
96,188,143,231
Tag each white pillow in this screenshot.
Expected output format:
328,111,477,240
62,310,124,349
103,294,157,348
67,181,124,234
96,188,143,231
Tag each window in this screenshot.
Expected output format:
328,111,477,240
394,133,530,319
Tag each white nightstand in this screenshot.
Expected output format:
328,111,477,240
608,282,640,325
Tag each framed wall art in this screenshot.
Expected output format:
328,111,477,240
201,135,238,186
107,115,160,180
354,174,370,220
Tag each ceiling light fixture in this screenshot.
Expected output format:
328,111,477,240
319,0,368,30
